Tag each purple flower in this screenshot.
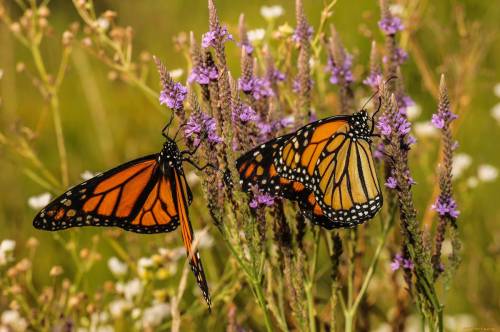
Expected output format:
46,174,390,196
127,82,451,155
383,47,408,65
272,69,286,82
292,25,314,43
185,111,222,146
326,55,354,85
377,111,411,138
238,77,274,100
257,116,294,138
377,115,392,136
202,25,233,48
407,135,417,146
239,41,254,54
292,77,314,93
159,82,187,111
432,197,459,219
378,17,404,35
431,110,457,129
390,254,403,271
373,143,385,160
249,192,275,209
403,259,414,270
363,71,382,89
232,104,258,123
385,176,397,189
188,63,218,85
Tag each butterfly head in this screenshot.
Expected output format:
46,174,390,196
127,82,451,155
349,110,371,140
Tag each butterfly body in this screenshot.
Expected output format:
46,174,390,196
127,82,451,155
237,110,383,229
34,136,211,308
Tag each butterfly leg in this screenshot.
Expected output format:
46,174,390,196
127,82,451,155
183,158,217,172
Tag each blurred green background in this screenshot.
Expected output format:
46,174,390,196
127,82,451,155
1,0,499,329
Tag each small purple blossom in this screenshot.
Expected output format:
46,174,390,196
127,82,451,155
185,111,222,146
399,95,415,111
391,253,413,272
257,116,294,137
326,55,354,85
238,77,274,100
232,104,258,123
159,82,187,111
249,192,275,209
202,25,233,48
431,111,457,129
188,63,218,85
363,72,382,89
377,111,411,138
432,197,460,219
383,47,408,65
385,176,397,189
239,41,254,54
378,17,404,35
292,25,314,43
292,77,314,93
272,69,286,82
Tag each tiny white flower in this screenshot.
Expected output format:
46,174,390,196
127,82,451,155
260,5,284,20
414,121,439,138
444,314,476,331
116,278,143,301
477,164,498,182
186,171,200,186
309,57,316,68
247,29,265,42
0,69,4,80
159,247,185,261
490,103,500,123
1,310,28,332
0,239,16,252
137,257,155,276
389,4,404,16
452,153,472,179
441,239,453,256
97,17,110,31
131,308,141,320
406,103,422,120
169,68,184,79
141,302,171,328
108,299,133,318
195,230,214,249
107,257,128,277
28,192,52,210
80,170,95,180
466,176,478,188
494,83,500,98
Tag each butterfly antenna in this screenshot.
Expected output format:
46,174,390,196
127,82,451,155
162,112,175,138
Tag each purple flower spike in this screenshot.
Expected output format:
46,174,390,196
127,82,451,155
249,192,275,209
432,197,460,219
363,72,382,89
188,63,218,85
232,104,258,123
159,82,187,111
432,109,457,129
378,17,404,35
383,47,408,65
238,77,274,100
326,55,354,85
385,176,397,189
202,25,233,48
292,25,314,43
185,111,222,146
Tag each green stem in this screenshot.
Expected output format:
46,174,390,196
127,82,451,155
251,278,274,332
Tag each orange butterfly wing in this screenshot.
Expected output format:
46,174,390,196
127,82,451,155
33,155,179,233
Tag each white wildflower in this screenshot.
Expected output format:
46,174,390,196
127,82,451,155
477,164,498,182
28,192,52,210
131,308,141,320
80,170,95,180
186,171,200,186
108,299,133,318
260,5,284,20
466,176,478,188
169,68,184,79
414,121,439,138
490,103,500,123
0,239,16,266
451,153,472,179
247,28,265,42
441,239,453,256
494,83,500,98
0,69,4,80
159,247,185,261
96,17,110,31
444,314,476,331
389,4,404,16
137,257,155,277
116,278,143,301
406,103,422,120
107,257,128,277
195,230,214,249
1,310,28,332
141,302,171,328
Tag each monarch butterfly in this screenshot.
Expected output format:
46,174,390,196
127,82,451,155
236,110,382,229
33,127,212,309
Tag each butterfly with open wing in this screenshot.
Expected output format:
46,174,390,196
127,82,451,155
33,125,213,309
236,109,383,229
